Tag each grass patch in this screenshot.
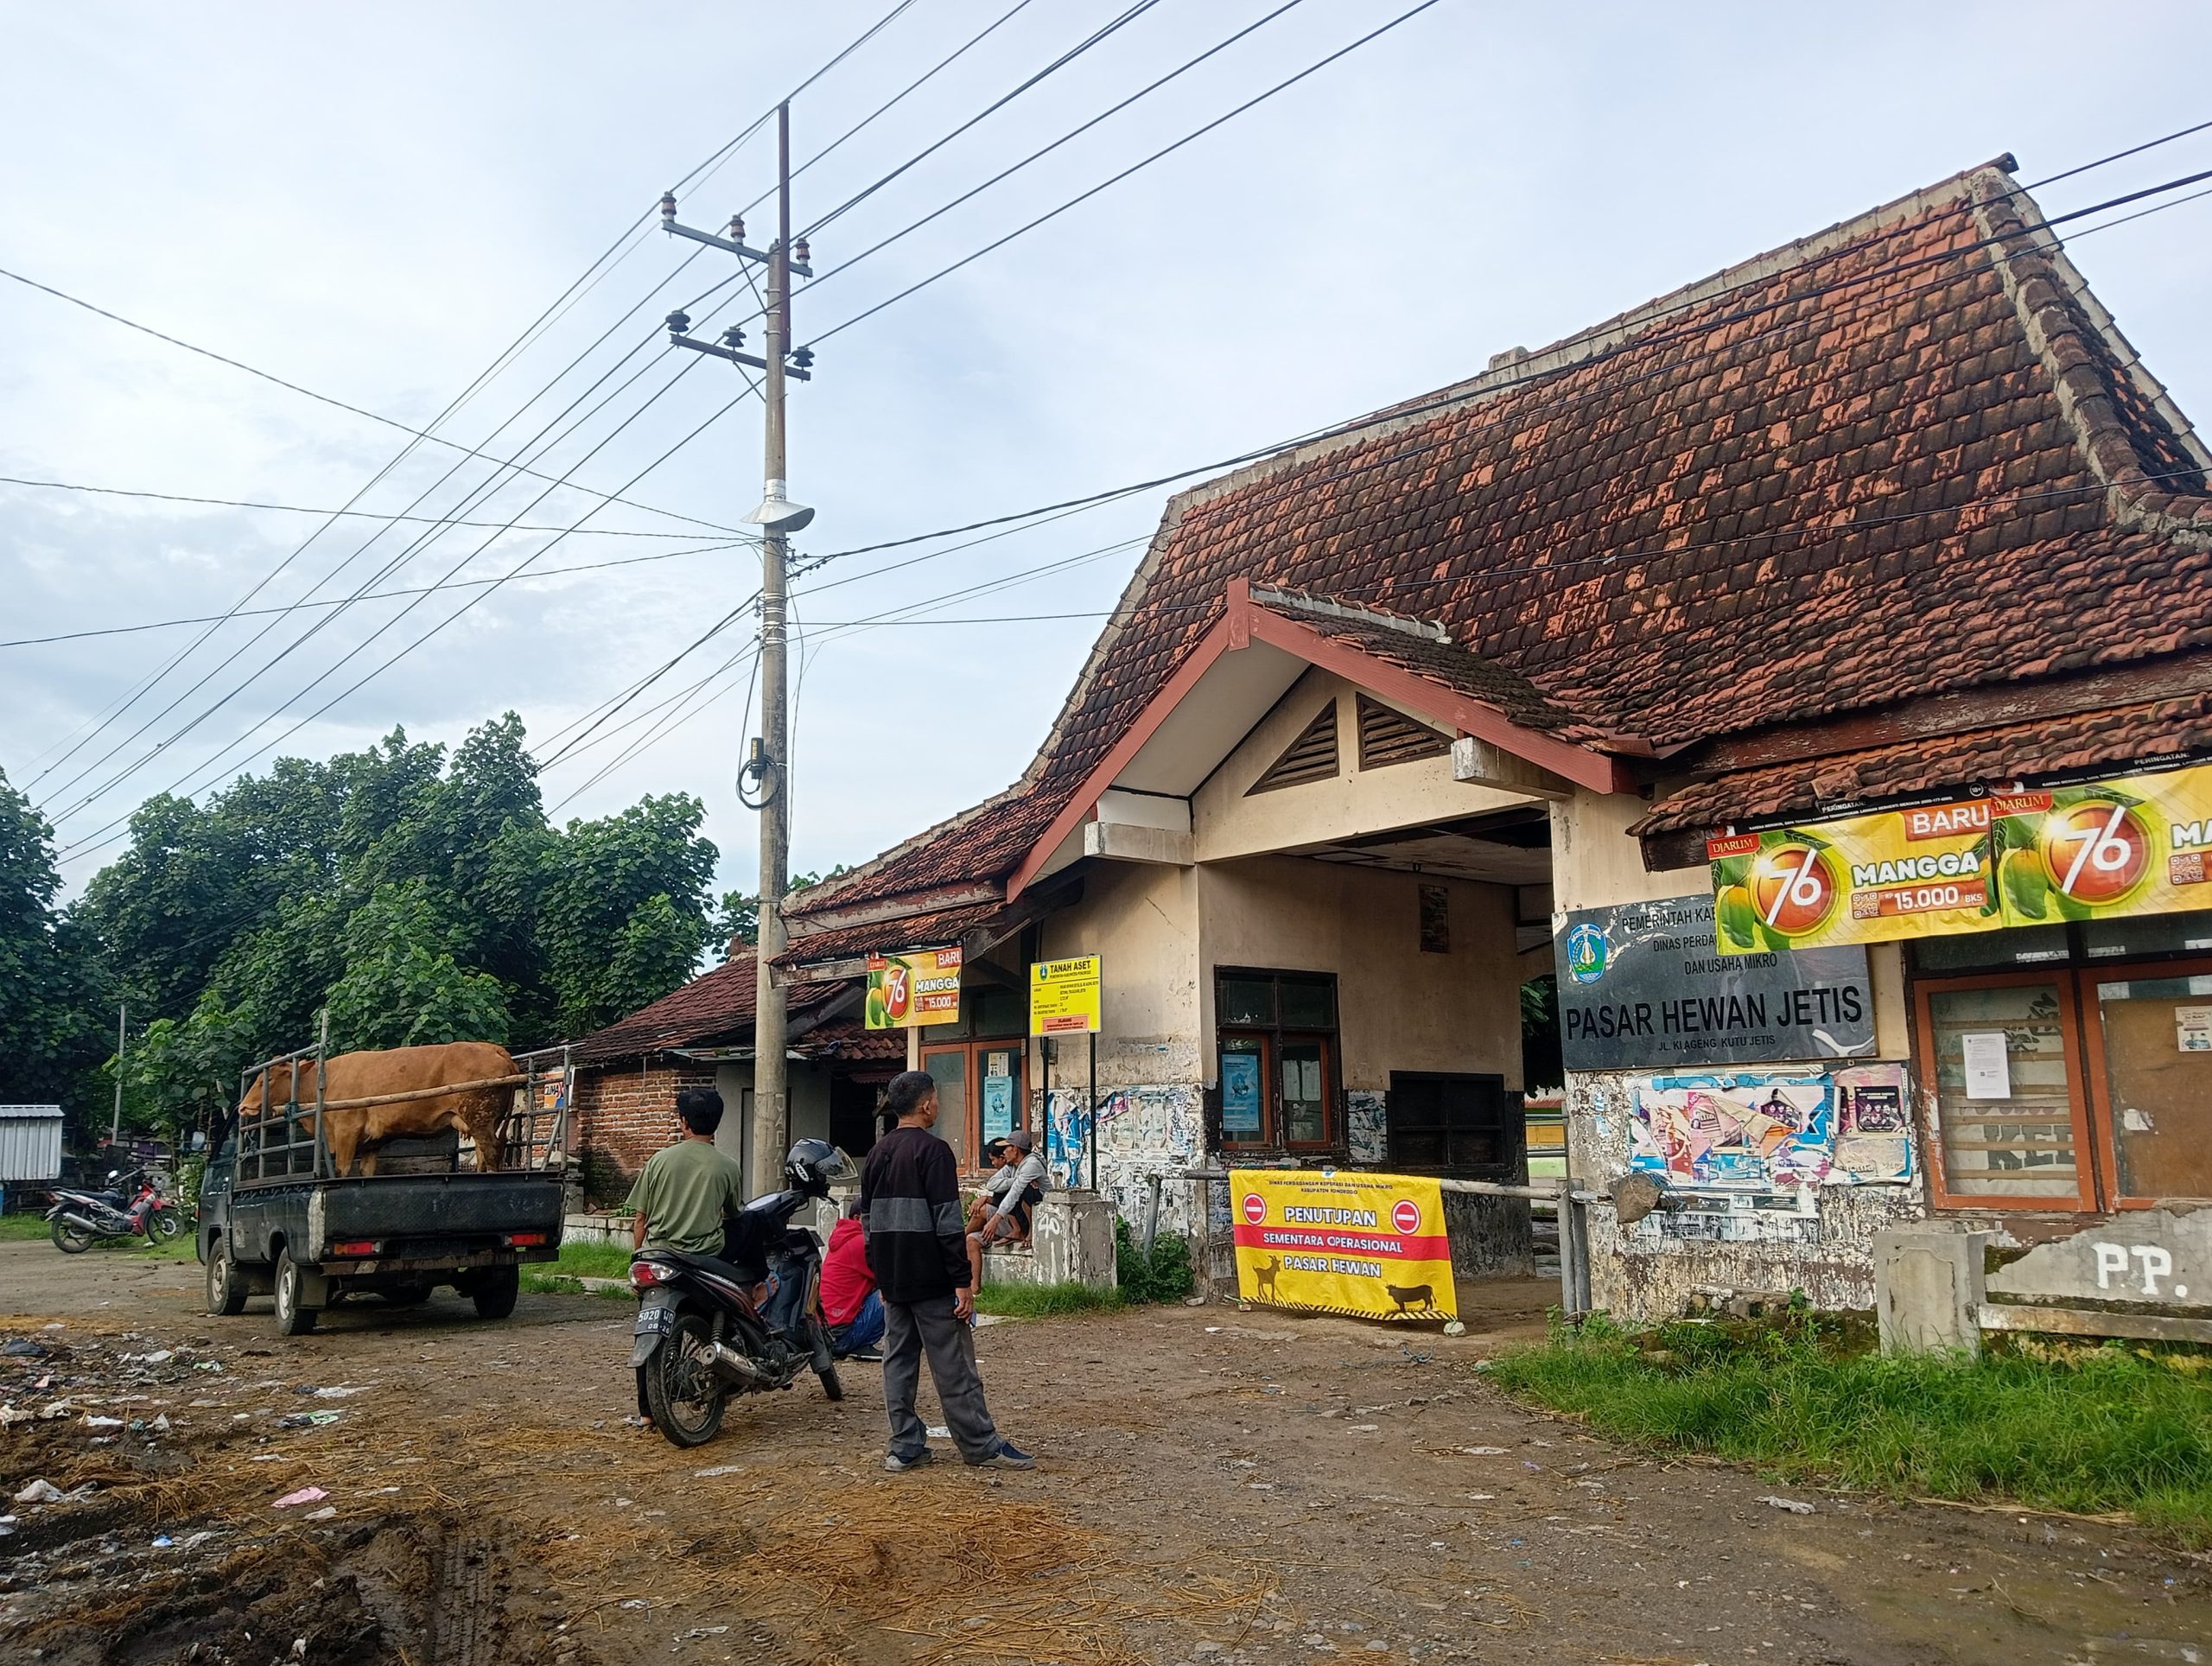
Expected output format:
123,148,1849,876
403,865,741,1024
976,1280,1127,1319
1487,1314,2212,1545
521,1235,637,1296
0,1214,54,1241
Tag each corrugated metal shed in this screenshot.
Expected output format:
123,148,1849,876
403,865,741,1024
0,1106,65,1182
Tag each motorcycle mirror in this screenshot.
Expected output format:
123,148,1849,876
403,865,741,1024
106,1170,118,1182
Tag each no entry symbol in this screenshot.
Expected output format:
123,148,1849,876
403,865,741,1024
1242,1193,1266,1226
1392,1199,1421,1234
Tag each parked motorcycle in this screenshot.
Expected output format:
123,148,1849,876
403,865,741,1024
48,1171,181,1253
629,1138,851,1447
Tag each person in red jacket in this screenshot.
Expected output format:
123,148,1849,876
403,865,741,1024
819,1199,884,1359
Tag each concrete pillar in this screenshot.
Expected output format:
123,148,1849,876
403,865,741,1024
1874,1226,1989,1356
1033,1191,1118,1291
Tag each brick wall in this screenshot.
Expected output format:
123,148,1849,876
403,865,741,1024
571,1057,718,1204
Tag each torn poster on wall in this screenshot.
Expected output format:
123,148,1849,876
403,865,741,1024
1629,1190,1822,1245
1629,1063,1911,1190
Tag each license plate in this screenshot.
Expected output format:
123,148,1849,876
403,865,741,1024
633,1305,675,1336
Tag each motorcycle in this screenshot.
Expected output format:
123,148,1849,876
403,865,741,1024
47,1170,181,1254
629,1138,852,1447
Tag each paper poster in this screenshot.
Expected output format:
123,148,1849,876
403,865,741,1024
1630,1072,1837,1189
982,1074,1014,1141
1831,1066,1913,1185
1231,1169,1456,1321
2177,1006,2212,1053
1221,1052,1262,1135
1961,1032,2012,1100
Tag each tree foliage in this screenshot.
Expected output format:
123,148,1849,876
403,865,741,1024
714,867,849,960
68,715,721,1125
0,768,109,1106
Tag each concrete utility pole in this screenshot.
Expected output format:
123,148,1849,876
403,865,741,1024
659,104,817,1196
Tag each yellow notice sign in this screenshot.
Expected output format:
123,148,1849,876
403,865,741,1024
1709,761,2212,954
1029,956,1102,1035
864,948,963,1030
1231,1169,1457,1321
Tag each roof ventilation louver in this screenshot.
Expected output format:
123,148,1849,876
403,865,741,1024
1357,694,1452,770
1247,700,1340,794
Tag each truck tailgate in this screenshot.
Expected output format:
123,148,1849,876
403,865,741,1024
305,1172,563,1262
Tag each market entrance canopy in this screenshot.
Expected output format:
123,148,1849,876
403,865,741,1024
1006,580,1633,900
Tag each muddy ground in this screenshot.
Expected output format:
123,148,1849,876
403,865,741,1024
0,1242,2206,1665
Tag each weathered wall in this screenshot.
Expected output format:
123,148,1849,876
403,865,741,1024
1038,859,1204,1089
1565,1068,1927,1315
1549,787,1929,1319
1193,668,1533,862
707,1061,832,1180
1198,855,1523,1091
570,1058,716,1200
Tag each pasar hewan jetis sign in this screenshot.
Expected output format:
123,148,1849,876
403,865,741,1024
1707,760,2212,955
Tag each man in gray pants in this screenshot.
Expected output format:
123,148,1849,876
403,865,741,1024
860,1071,1033,1472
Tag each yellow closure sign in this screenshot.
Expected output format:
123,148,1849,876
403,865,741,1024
1231,1169,1458,1321
1029,956,1102,1035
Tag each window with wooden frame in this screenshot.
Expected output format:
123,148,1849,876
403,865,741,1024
1247,701,1338,793
1216,968,1338,1148
1356,694,1450,770
1916,971,2094,1210
1388,1071,1518,1174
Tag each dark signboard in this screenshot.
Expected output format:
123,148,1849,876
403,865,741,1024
1554,894,1875,1071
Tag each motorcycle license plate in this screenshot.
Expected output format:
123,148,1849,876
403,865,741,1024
633,1305,675,1337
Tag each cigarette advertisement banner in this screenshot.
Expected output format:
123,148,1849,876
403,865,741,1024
1029,955,1102,1035
863,947,963,1030
1231,1169,1457,1322
1708,761,2212,955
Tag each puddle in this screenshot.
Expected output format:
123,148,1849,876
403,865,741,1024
1861,1565,2209,1663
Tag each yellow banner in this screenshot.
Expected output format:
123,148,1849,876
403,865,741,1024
1710,761,2212,953
864,947,963,1029
1029,955,1101,1035
1231,1170,1457,1321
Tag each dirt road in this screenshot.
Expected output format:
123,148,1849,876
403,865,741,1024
0,1240,2205,1664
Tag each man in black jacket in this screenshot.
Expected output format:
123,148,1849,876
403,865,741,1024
861,1071,1033,1472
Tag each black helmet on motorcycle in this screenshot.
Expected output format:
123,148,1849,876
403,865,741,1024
784,1138,852,1198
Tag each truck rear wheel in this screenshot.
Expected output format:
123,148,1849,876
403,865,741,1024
274,1253,318,1336
470,1264,519,1320
206,1237,247,1317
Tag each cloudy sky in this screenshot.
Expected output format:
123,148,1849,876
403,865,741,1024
5,1,2210,906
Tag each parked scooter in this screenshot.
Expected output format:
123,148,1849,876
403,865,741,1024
47,1170,180,1253
629,1138,852,1447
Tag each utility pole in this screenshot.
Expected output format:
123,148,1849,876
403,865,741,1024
660,103,817,1196
110,1001,126,1145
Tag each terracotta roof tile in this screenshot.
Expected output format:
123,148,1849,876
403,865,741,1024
797,161,2212,915
781,901,1007,969
572,956,849,1065
1633,693,2212,836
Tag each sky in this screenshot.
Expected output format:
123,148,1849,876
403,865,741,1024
4,0,2211,911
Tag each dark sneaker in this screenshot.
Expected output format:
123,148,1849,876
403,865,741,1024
845,1345,883,1363
884,1447,934,1472
969,1440,1035,1470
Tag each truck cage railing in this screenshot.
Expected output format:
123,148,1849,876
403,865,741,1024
233,1021,573,1187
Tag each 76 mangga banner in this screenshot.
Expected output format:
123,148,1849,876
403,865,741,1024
1231,1170,1457,1322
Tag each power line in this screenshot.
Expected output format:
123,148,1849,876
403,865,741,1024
0,539,745,650
2022,116,2212,189
800,0,1168,237
802,0,1448,347
794,0,1310,310
55,380,755,859
0,472,741,536
0,264,747,537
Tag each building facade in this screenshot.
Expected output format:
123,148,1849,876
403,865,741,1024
777,157,2212,1315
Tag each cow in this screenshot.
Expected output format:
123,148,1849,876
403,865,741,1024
238,1041,517,1178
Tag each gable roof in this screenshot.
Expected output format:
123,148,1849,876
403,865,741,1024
573,955,853,1065
791,156,2212,928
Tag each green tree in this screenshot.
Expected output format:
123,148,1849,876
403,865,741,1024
324,882,510,1052
714,867,847,960
123,990,258,1135
0,768,108,1106
537,795,716,1036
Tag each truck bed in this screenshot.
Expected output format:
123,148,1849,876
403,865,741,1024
225,1169,564,1273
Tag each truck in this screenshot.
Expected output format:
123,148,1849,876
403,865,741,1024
195,1040,571,1336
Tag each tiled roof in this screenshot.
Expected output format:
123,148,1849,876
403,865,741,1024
572,956,849,1065
792,158,2212,916
1633,692,2212,836
782,901,1007,970
795,1016,910,1063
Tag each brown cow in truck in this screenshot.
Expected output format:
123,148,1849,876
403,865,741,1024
238,1041,516,1177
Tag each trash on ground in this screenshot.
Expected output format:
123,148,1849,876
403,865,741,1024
82,1415,124,1429
151,1535,174,1548
2,1339,48,1358
303,1505,337,1521
1758,1495,1815,1515
11,1479,60,1505
1453,1447,1509,1456
313,1385,371,1399
277,1410,343,1428
925,1425,951,1439
193,1361,223,1372
694,1464,743,1478
272,1487,329,1509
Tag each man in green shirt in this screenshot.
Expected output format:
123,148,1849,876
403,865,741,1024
627,1089,748,1256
